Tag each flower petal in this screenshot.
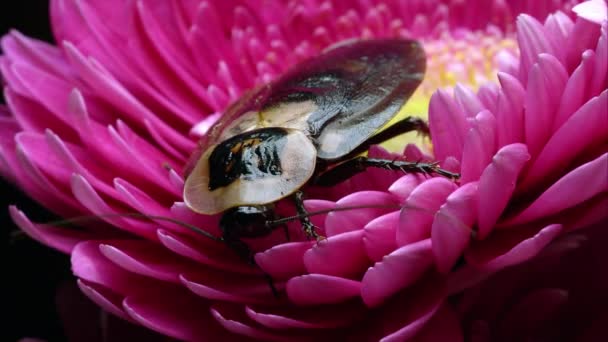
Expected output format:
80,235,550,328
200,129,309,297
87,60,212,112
304,230,369,278
477,144,530,239
361,239,433,307
573,0,608,24
180,271,283,305
77,279,131,321
245,301,366,330
466,224,563,269
429,89,469,163
496,72,526,147
522,90,607,190
325,191,398,236
286,274,361,306
255,241,314,280
507,153,608,225
363,211,400,262
124,290,230,342
398,177,458,246
460,110,497,184
9,205,92,253
432,182,478,273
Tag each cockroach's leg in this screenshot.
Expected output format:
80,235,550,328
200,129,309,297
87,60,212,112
314,156,460,186
281,224,291,242
222,235,279,297
293,190,323,241
343,116,430,157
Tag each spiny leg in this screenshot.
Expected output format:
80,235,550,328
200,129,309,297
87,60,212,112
222,235,279,297
314,156,460,187
293,190,323,241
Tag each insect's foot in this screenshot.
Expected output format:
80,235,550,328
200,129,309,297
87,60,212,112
303,222,322,241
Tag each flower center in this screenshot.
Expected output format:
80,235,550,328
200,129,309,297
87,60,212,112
380,31,518,152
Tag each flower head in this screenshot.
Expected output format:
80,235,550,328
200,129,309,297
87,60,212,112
2,0,605,341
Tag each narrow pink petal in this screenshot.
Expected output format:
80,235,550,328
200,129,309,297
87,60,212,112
460,110,498,184
5,87,77,141
432,182,478,274
71,240,166,296
286,274,361,306
397,178,458,246
477,83,500,115
255,241,314,280
524,54,568,157
304,230,369,278
544,12,574,63
507,153,608,225
70,174,159,240
466,224,563,270
180,272,282,305
2,31,75,79
516,14,555,84
99,240,204,283
573,0,608,24
77,279,131,321
361,239,433,307
522,90,607,189
564,17,602,72
363,211,400,262
245,302,366,330
496,72,526,147
210,304,293,342
429,89,469,163
156,229,259,275
454,84,486,118
477,144,530,239
325,191,399,236
124,291,231,342
9,206,92,253
554,50,598,131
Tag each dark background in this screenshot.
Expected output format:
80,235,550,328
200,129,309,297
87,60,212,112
0,2,69,341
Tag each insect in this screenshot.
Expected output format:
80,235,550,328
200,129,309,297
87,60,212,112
183,38,459,265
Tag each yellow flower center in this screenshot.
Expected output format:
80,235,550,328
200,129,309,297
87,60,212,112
380,33,518,152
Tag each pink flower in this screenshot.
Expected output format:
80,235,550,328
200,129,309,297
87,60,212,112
2,0,605,341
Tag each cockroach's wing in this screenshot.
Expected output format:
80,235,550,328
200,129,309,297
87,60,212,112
184,39,425,176
303,39,426,160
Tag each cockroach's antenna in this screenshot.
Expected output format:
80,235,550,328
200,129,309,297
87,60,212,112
45,213,223,242
265,203,403,227
266,203,475,236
